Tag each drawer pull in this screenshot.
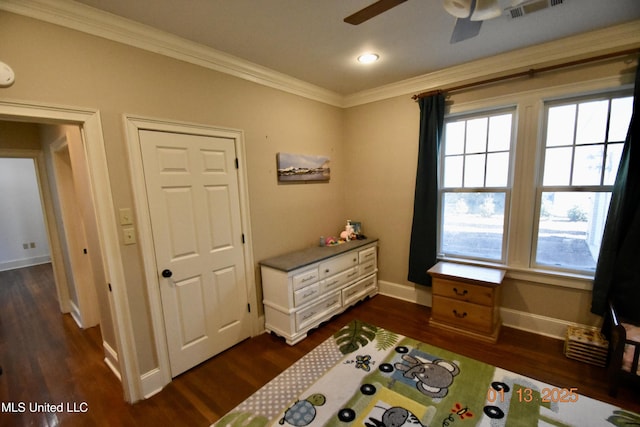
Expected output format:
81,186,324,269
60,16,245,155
453,288,468,296
301,276,316,283
303,289,317,298
453,310,467,318
326,280,339,288
302,311,317,321
325,299,338,308
347,271,358,278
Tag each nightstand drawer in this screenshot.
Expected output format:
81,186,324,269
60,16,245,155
432,278,495,306
431,296,495,333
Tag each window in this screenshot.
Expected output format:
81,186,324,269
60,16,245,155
533,93,633,272
439,109,515,262
438,89,633,277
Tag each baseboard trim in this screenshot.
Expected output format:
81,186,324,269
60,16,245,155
379,280,588,341
103,340,121,381
0,256,51,272
140,368,165,399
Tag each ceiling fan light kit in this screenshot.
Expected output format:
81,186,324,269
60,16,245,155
346,0,567,44
470,0,503,21
443,0,473,18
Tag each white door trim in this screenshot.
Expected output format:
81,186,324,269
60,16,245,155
124,115,258,396
0,100,140,403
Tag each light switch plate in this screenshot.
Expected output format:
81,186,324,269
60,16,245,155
123,227,136,245
119,208,133,225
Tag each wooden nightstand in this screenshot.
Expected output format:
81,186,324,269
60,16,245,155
428,262,505,343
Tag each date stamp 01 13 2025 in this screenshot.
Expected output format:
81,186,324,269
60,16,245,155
487,386,580,404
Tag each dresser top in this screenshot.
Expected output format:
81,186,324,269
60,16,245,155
260,238,378,272
428,261,505,286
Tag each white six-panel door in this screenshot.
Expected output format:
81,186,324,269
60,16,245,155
139,129,250,377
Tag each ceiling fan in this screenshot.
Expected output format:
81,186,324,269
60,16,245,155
344,0,544,43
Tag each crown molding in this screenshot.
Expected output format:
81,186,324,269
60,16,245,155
2,0,638,109
343,19,640,107
0,0,344,107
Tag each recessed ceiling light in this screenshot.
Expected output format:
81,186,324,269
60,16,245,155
357,53,379,64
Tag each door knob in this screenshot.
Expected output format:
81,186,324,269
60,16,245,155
161,269,173,278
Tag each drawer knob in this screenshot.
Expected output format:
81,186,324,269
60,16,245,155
453,288,468,297
453,309,467,318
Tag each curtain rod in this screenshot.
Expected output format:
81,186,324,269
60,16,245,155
412,48,640,101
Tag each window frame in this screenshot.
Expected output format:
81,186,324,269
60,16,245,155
436,77,634,290
438,107,517,264
530,89,633,274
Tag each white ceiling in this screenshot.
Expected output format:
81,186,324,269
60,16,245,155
63,0,640,95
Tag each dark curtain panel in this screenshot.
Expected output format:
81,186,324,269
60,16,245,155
591,66,640,323
408,93,445,286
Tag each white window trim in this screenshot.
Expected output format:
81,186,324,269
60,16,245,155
439,74,635,290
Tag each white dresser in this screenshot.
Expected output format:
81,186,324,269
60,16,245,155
260,238,378,345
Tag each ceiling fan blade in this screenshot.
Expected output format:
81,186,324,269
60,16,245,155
344,0,408,25
450,17,483,43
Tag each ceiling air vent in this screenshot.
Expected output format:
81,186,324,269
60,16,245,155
506,0,564,19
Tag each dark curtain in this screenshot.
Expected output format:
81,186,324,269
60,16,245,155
408,93,445,286
591,65,640,323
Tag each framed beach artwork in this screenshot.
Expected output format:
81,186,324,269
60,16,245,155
276,152,330,182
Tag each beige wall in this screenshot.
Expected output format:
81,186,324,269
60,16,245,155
0,12,346,374
343,56,637,327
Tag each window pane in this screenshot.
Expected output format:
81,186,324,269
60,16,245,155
604,143,623,185
546,104,575,147
464,154,485,187
572,145,603,186
536,192,612,271
488,114,512,152
445,122,465,155
576,100,608,144
442,192,505,261
543,147,572,185
609,97,633,142
444,155,463,187
486,152,509,187
466,118,488,153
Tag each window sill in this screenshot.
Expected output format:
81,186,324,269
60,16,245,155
437,257,594,291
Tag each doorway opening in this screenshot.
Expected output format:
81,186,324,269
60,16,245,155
0,99,137,402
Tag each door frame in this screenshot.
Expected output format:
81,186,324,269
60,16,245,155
0,99,140,402
50,135,101,328
124,114,258,395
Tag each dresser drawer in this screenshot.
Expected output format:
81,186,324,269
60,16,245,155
293,282,321,307
359,245,377,264
431,296,495,333
432,278,495,306
342,274,376,306
319,252,358,279
359,259,376,277
293,268,319,291
296,292,341,331
321,267,358,294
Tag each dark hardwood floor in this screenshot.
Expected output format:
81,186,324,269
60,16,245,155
0,264,638,426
